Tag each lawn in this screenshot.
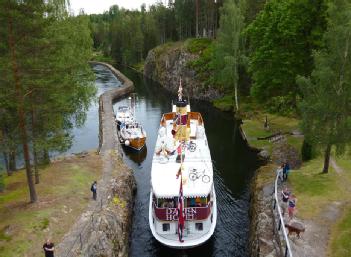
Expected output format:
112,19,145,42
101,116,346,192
288,157,342,219
241,111,303,154
289,154,351,257
328,156,351,257
0,152,102,257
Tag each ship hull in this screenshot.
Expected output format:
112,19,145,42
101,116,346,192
148,189,217,249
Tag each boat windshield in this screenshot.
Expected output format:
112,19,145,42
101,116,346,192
118,106,129,111
154,195,210,208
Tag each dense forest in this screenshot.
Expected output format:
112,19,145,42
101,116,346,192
90,0,350,173
0,0,350,202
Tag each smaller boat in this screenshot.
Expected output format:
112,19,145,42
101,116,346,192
115,95,147,151
119,121,147,150
116,105,133,131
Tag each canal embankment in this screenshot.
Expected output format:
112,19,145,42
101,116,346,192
241,112,303,257
56,62,136,257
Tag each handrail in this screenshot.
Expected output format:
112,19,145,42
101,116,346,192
273,170,293,257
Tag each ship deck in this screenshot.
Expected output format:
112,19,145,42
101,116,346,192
151,113,213,198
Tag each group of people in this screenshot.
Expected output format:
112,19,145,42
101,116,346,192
281,187,297,220
276,161,290,182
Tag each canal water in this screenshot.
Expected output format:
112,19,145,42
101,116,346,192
112,68,261,257
1,64,260,256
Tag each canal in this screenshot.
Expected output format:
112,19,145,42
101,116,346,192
113,67,260,257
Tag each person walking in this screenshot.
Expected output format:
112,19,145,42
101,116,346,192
276,164,284,182
91,181,97,200
281,187,290,215
43,239,54,257
288,195,297,220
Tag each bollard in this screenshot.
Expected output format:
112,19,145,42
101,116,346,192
278,219,281,231
273,198,276,209
285,245,288,257
79,233,82,249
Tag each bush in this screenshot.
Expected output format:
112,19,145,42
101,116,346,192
185,38,212,54
301,139,313,161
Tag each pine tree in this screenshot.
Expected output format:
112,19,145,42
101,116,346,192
297,0,351,173
0,0,95,201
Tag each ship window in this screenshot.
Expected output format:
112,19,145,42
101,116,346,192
162,223,170,232
195,223,203,231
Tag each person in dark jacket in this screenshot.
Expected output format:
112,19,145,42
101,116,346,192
91,181,97,200
43,239,54,257
283,162,290,181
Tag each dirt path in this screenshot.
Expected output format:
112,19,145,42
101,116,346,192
330,158,344,174
289,201,342,257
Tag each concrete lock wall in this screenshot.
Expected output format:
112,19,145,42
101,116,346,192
56,62,136,257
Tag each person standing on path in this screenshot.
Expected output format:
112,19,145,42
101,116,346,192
91,181,97,200
43,239,54,257
283,162,290,181
276,164,284,182
281,187,290,215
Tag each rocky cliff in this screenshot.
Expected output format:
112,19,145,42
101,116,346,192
144,42,222,101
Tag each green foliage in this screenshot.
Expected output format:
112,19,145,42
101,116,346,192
246,0,326,109
0,1,96,199
212,95,234,111
297,0,351,159
186,41,215,89
212,0,246,110
185,38,212,53
265,95,295,115
301,139,314,161
89,1,224,65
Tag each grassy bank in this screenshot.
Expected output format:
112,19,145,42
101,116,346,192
0,152,102,257
288,155,351,257
241,111,302,154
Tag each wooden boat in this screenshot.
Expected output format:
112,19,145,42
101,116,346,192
119,122,147,150
116,96,147,151
149,81,217,248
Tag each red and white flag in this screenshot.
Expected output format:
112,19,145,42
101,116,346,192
177,175,185,242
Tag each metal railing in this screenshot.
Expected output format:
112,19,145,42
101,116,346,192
272,170,293,257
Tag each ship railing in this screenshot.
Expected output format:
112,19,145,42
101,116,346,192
272,170,293,257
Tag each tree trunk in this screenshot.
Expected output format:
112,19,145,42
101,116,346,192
31,107,39,184
42,150,50,165
322,144,332,173
195,0,199,37
3,152,11,176
33,148,39,184
8,14,37,203
8,150,16,172
234,84,239,111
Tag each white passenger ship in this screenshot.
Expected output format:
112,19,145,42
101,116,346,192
149,83,217,248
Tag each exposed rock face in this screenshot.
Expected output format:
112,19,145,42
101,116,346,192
249,168,280,257
56,62,136,257
272,141,302,169
144,44,222,101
